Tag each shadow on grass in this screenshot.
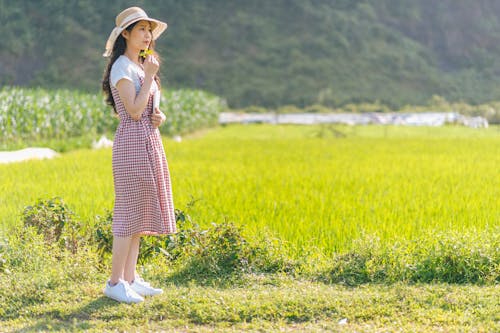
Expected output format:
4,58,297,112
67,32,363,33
162,264,249,289
12,296,118,333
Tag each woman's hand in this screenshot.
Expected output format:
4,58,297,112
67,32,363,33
151,107,166,128
143,54,159,78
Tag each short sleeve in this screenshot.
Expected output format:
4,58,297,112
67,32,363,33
110,59,134,88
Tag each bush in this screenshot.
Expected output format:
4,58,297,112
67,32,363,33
173,221,252,279
318,230,500,285
94,210,113,261
91,203,298,278
21,197,84,254
171,219,301,280
92,206,203,263
15,197,499,286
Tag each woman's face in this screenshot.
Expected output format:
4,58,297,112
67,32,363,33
123,20,153,52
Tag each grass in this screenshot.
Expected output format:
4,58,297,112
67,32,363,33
0,124,499,331
1,124,499,254
2,277,499,332
1,230,499,332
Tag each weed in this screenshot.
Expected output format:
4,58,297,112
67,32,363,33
21,197,83,253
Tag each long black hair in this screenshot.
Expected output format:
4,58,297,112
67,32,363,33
101,21,161,113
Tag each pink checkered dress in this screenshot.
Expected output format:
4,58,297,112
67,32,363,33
110,78,176,237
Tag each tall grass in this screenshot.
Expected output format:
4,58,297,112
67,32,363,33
1,124,498,257
0,87,112,141
0,86,224,148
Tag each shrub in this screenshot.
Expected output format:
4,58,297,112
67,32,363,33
184,221,253,276
318,230,500,285
21,197,83,253
138,208,208,264
11,198,500,285
406,231,500,284
91,205,299,278
94,210,113,261
92,207,203,263
171,219,302,280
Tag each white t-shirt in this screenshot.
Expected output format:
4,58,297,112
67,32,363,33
110,55,160,108
110,55,143,93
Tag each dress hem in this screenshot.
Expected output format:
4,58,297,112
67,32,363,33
112,230,178,238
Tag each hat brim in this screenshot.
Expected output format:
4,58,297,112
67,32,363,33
103,18,167,57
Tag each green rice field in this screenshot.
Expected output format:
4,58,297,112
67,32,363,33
1,124,499,331
1,124,499,256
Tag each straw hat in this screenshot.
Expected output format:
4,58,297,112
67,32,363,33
103,7,167,57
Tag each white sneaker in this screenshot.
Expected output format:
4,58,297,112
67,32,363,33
103,279,144,303
130,277,163,296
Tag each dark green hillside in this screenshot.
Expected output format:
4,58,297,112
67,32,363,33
1,0,500,108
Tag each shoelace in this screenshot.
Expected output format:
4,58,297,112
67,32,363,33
136,277,152,287
121,281,138,299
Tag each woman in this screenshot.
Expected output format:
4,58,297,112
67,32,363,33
101,7,176,303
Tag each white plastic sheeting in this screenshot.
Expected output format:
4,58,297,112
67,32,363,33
219,112,489,128
0,148,59,164
92,135,113,149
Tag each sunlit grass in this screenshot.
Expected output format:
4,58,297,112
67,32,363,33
1,124,499,257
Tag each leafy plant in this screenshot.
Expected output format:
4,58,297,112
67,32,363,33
94,210,113,261
318,230,500,285
91,203,298,278
21,197,83,253
0,86,224,147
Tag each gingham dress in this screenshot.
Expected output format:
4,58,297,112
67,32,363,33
110,76,176,237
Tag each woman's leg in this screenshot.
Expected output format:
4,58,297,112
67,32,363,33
124,234,141,283
110,236,132,284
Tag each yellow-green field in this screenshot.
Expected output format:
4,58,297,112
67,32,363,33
1,124,499,332
1,124,499,255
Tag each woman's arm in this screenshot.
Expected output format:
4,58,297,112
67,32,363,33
116,77,153,120
115,55,159,121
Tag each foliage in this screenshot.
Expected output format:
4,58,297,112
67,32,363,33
0,86,224,146
3,1,500,108
1,125,499,286
17,193,299,279
21,197,84,254
11,185,500,285
401,95,500,124
160,89,225,135
92,202,295,279
0,87,113,142
174,220,255,278
93,210,113,261
319,231,500,286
